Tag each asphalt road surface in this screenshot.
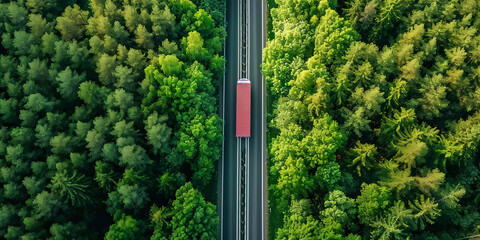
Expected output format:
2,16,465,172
247,0,266,240
220,0,239,239
220,0,266,239
247,0,266,239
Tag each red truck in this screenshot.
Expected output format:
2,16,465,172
236,79,251,138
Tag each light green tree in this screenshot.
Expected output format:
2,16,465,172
170,182,218,240
348,141,378,176
56,4,88,41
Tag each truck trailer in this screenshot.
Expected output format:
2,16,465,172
236,79,251,138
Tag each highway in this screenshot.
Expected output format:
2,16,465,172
220,0,266,239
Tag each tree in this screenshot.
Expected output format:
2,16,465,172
111,89,134,112
409,195,441,230
49,221,89,240
25,93,55,114
116,183,149,210
183,31,208,62
49,170,94,207
170,182,218,239
151,5,175,38
437,184,466,209
67,40,89,70
7,2,29,28
113,65,135,89
276,214,324,240
377,107,416,145
157,172,186,198
416,74,448,120
119,145,152,170
262,20,313,101
23,176,46,196
27,58,49,85
34,124,53,149
105,213,144,240
0,98,20,124
372,0,405,45
272,115,346,210
50,133,75,157
144,112,171,155
356,183,392,225
159,54,183,77
86,128,106,161
56,4,89,41
77,81,109,109
321,190,358,232
96,53,117,86
314,9,360,66
176,114,222,187
192,9,215,38
27,14,50,40
0,204,16,236
134,24,154,50
350,87,385,117
53,40,70,66
348,141,377,176
56,67,85,101
123,5,140,32
342,107,372,137
126,48,146,74
150,204,172,240
95,161,118,191
33,190,63,219
414,169,445,194
41,32,59,55
370,214,405,240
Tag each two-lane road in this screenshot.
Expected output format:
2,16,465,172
220,0,266,239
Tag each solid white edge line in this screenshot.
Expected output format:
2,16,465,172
246,138,249,240
246,0,250,238
220,0,227,238
236,138,240,240
261,0,266,239
237,0,240,238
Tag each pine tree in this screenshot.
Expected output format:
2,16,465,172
409,195,441,230
56,4,89,41
371,214,404,240
348,141,378,176
49,170,94,207
437,184,466,209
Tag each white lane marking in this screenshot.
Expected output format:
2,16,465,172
236,138,240,240
261,0,267,239
236,0,241,239
220,0,227,238
246,137,249,240
246,0,250,239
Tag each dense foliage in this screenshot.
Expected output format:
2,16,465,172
0,0,224,239
264,0,480,239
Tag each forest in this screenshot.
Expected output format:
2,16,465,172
3,0,480,239
264,0,480,239
0,0,225,239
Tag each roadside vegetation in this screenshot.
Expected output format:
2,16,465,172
264,0,480,239
0,0,224,239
